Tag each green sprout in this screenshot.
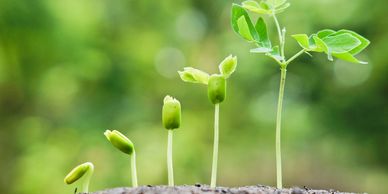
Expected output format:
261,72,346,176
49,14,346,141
178,55,237,188
64,162,94,193
162,95,181,186
231,0,370,189
104,129,138,187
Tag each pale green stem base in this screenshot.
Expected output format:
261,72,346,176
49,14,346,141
131,152,138,187
167,130,174,186
81,164,94,193
210,103,220,189
275,67,287,189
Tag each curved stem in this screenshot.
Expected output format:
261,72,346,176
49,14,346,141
167,130,174,186
131,152,138,187
81,165,94,193
210,103,220,188
275,67,287,189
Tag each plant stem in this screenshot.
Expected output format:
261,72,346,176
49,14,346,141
273,14,285,62
286,49,306,65
131,151,138,187
167,130,174,186
275,67,287,189
210,103,220,189
81,164,94,193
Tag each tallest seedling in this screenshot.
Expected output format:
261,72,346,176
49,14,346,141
178,55,237,188
231,0,370,188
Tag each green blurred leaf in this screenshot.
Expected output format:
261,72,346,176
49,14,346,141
274,2,290,13
242,0,271,14
330,30,370,55
266,0,287,8
322,33,361,54
255,17,271,48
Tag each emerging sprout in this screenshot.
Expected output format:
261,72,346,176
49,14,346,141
178,55,237,188
162,95,181,186
104,129,138,187
64,162,94,193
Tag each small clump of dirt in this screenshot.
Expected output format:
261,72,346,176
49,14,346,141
90,184,364,194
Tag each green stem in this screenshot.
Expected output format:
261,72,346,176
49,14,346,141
286,49,306,65
167,130,174,186
131,151,138,187
275,67,287,189
81,164,94,193
273,14,285,62
210,103,220,188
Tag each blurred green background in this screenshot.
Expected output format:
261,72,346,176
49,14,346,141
0,0,387,193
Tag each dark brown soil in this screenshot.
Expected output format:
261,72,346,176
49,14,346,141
90,184,364,194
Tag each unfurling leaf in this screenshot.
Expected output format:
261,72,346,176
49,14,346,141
219,55,238,78
178,67,210,85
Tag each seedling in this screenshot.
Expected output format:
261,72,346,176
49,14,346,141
178,55,237,188
104,129,138,187
231,0,370,188
64,162,94,193
162,95,182,186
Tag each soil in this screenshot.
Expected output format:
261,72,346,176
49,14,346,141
90,184,364,194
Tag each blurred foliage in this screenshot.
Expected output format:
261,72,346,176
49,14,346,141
0,0,387,194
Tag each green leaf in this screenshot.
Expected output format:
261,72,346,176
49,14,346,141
255,17,271,48
332,52,368,64
237,16,254,41
313,36,333,61
331,30,370,55
266,0,287,8
178,67,210,85
231,4,259,41
292,34,310,49
242,0,271,14
322,33,361,54
266,46,283,61
274,2,290,13
317,29,336,39
219,55,238,78
250,47,272,53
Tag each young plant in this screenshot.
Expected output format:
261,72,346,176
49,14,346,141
231,0,370,189
178,55,237,188
162,95,182,186
64,162,94,193
104,129,138,187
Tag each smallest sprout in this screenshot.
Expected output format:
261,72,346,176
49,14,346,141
104,129,138,187
64,162,94,193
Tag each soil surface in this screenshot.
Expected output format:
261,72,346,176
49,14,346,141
90,184,364,194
